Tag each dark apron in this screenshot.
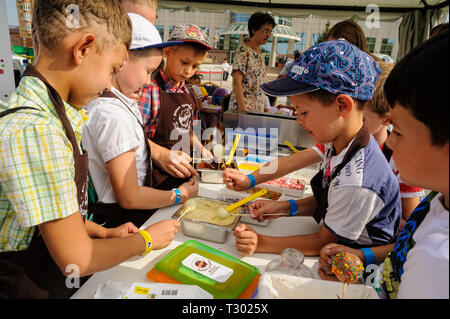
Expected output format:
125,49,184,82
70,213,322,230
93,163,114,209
310,124,371,226
87,90,157,229
0,65,89,299
150,72,199,189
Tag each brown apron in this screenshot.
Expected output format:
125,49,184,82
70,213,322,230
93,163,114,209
151,72,200,188
87,90,157,229
310,124,371,225
0,65,89,298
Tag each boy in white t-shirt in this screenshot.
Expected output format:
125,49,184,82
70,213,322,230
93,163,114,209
82,13,198,228
319,30,449,299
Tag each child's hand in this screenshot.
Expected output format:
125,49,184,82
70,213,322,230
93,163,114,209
318,243,363,276
248,200,290,221
201,147,214,161
106,222,139,238
223,168,250,191
143,220,180,250
232,224,259,256
155,149,198,179
179,178,199,202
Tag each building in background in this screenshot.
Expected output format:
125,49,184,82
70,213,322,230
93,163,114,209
15,0,33,48
155,8,403,66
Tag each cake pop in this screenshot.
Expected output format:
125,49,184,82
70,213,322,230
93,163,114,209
331,252,365,298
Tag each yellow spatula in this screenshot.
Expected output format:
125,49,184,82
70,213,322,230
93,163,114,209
216,189,267,219
226,134,241,165
284,140,299,153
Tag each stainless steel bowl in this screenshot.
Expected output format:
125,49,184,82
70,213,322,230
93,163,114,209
171,197,241,243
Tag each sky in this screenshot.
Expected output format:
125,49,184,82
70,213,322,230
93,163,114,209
5,0,19,26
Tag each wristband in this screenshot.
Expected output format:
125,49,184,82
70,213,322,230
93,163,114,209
247,174,256,189
138,230,153,255
361,247,376,266
172,188,182,205
288,199,298,217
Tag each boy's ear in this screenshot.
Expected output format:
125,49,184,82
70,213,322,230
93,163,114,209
336,94,354,118
382,113,391,126
163,47,173,58
73,33,96,65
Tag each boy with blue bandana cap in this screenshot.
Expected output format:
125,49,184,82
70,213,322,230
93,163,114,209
233,39,402,257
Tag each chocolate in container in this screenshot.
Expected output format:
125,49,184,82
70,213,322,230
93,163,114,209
195,160,237,184
172,197,241,243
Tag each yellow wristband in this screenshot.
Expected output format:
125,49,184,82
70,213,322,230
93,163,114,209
138,230,153,255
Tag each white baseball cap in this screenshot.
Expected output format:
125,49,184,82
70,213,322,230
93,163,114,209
128,13,182,50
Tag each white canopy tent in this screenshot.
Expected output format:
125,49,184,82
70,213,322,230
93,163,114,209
160,0,449,58
159,0,448,21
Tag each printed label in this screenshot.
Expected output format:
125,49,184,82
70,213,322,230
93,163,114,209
181,253,234,283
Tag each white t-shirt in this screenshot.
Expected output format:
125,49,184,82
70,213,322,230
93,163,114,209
316,137,401,246
397,193,449,299
222,62,230,72
82,87,149,204
279,59,295,76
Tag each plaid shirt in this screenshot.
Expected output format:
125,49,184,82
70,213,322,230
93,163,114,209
0,76,87,252
138,70,197,139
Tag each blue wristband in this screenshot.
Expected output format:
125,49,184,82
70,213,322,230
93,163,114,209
288,199,298,217
361,248,376,266
247,174,256,189
172,188,182,205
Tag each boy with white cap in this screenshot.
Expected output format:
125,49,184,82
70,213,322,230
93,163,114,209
232,40,402,257
82,13,198,228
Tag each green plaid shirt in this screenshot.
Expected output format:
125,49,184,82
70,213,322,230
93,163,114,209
0,76,88,252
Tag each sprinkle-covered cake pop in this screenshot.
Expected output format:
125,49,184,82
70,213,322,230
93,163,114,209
331,252,365,284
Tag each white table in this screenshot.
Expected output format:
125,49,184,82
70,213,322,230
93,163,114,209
71,170,321,299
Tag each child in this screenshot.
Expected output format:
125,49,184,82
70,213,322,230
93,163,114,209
138,24,214,188
224,62,420,226
363,62,424,226
319,31,449,298
0,0,178,299
82,13,198,228
232,40,402,257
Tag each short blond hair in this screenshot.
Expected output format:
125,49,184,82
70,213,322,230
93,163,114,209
366,61,395,116
33,0,132,52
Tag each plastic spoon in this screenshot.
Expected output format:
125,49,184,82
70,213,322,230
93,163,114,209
226,134,241,166
284,140,299,153
216,189,267,219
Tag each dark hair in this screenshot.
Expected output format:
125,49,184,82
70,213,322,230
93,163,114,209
248,12,276,38
430,22,449,38
327,20,372,55
306,89,366,110
294,51,301,60
384,30,449,145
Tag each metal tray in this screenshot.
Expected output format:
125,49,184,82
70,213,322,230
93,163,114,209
195,160,237,184
171,197,241,243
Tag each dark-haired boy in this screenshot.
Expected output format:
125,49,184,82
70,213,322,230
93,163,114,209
232,40,402,257
138,24,213,189
319,31,449,299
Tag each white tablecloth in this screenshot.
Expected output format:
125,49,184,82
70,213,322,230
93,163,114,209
71,170,321,299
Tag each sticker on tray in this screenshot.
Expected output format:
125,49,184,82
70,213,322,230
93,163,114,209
181,253,233,283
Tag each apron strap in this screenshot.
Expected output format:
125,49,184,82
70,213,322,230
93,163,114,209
311,124,372,223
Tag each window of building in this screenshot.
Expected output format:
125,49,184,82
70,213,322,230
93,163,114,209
294,33,306,53
156,25,164,40
380,38,394,57
311,33,320,47
366,37,376,53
